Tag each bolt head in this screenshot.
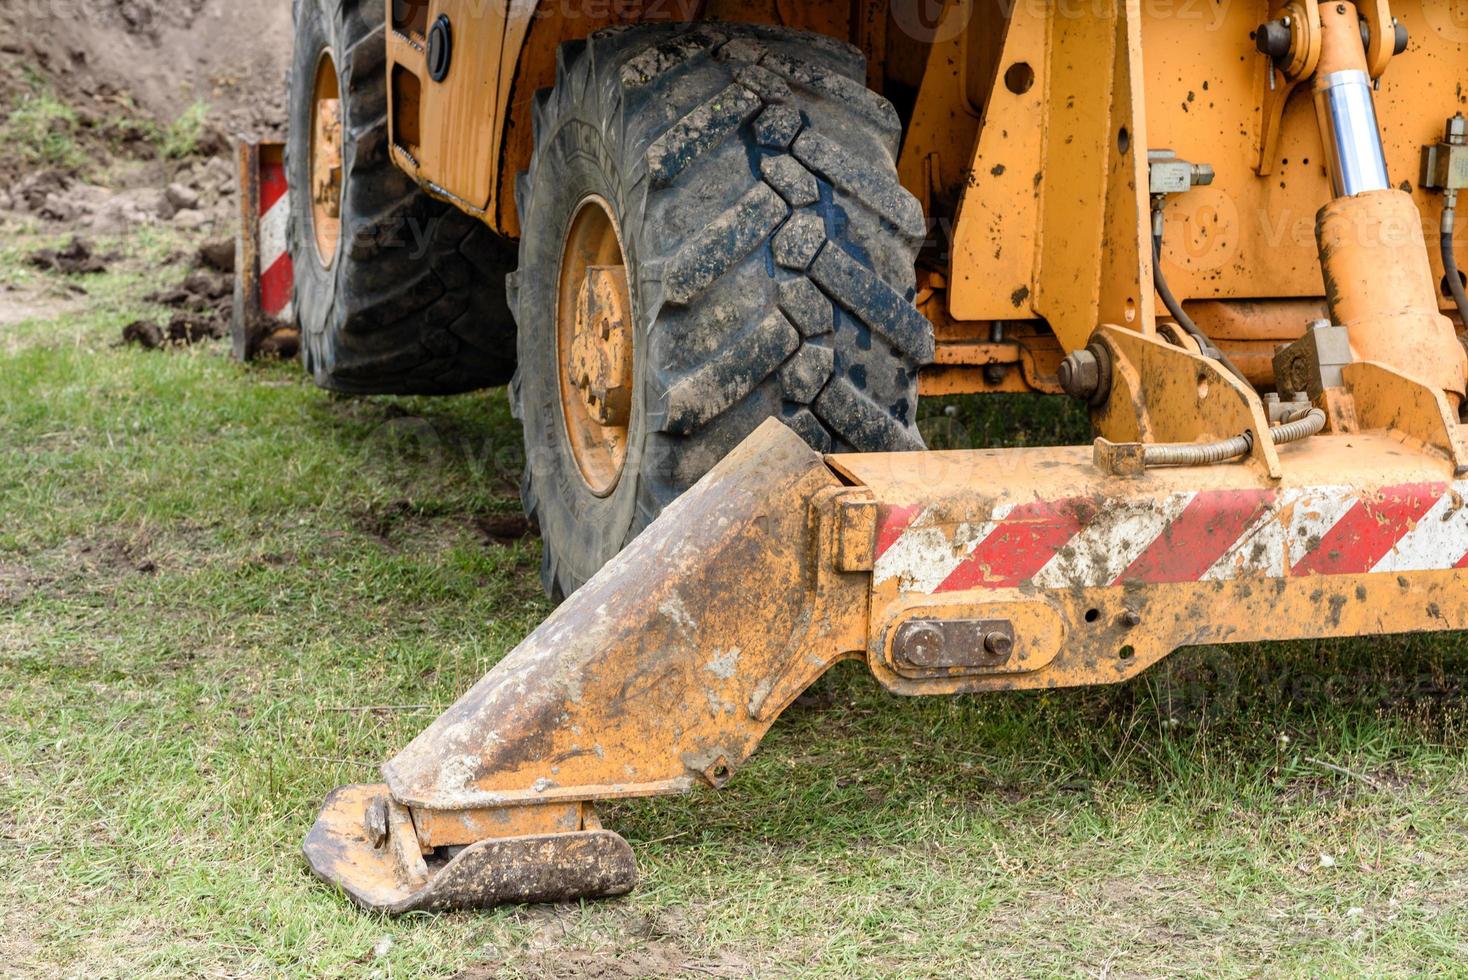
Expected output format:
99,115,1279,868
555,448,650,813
1255,19,1293,59
1059,350,1101,400
899,624,945,667
1447,114,1468,146
984,631,1015,660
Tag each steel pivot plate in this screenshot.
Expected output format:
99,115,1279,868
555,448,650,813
304,784,637,913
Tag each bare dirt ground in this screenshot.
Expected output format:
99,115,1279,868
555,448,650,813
1,0,292,139
1,0,294,350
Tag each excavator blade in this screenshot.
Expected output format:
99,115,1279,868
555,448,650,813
304,784,637,913
304,418,870,912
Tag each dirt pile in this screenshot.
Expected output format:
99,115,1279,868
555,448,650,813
121,313,226,350
121,239,301,357
3,152,236,232
27,237,109,275
0,1,292,235
0,0,292,139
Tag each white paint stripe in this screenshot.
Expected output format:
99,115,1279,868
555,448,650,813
872,503,1013,592
259,192,291,267
1283,486,1359,569
1372,484,1468,573
1201,496,1286,582
1202,486,1357,580
1029,491,1196,589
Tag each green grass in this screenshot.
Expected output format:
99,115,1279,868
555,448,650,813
2,225,1467,977
159,101,210,160
0,79,212,179
2,86,85,170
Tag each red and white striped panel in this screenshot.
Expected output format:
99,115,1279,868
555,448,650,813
258,154,293,322
873,482,1468,593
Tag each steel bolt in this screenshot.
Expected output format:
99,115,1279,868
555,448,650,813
983,630,1014,660
1059,349,1101,400
1255,19,1293,59
1120,610,1142,628
899,623,945,667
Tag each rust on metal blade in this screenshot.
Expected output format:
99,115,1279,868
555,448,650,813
303,784,637,914
382,418,867,813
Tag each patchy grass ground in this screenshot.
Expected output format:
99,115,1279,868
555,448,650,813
2,222,1468,978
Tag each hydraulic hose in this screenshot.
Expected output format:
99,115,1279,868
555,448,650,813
1270,406,1331,445
1143,433,1253,468
1142,408,1327,468
1441,193,1468,331
1150,210,1252,385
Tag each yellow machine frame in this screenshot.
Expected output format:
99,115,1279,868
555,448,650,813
384,0,1468,396
303,0,1468,913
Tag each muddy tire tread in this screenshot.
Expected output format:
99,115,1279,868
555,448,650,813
513,23,930,598
287,0,516,396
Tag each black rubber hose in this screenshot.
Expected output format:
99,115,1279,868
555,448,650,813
1441,204,1468,331
1151,230,1253,386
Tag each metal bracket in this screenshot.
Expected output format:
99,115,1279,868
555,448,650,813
1274,320,1354,401
1091,325,1283,479
891,619,1015,675
1255,0,1321,176
1358,0,1397,79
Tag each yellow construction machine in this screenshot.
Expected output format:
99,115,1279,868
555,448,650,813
289,0,1468,911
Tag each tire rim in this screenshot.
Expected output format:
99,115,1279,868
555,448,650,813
309,51,344,267
555,196,635,497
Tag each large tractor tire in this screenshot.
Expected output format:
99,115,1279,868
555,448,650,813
287,0,517,395
512,23,932,599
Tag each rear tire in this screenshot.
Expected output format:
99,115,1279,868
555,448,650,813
287,0,517,395
513,24,931,598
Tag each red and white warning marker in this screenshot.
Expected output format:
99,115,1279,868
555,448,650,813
874,481,1468,593
256,147,294,324
232,138,298,361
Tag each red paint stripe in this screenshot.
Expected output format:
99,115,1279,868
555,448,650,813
1291,483,1442,577
1458,549,1468,570
875,504,923,560
259,254,294,317
259,159,288,215
1118,489,1276,585
935,498,1095,592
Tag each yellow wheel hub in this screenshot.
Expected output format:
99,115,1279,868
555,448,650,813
556,197,635,496
309,51,344,267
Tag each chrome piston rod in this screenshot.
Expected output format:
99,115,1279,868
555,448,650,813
1314,69,1390,197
